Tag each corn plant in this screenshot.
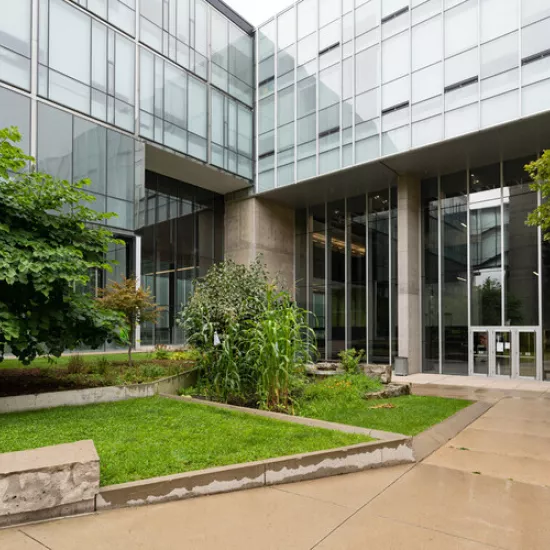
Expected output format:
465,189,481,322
246,287,317,410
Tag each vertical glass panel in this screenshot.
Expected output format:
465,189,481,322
522,0,550,26
519,331,537,378
503,155,539,326
73,116,106,195
310,203,327,358
382,31,410,83
0,86,30,152
328,200,346,358
494,331,512,376
320,0,341,27
422,178,440,372
481,90,519,128
412,62,444,102
470,163,502,326
473,331,489,374
445,103,479,138
444,0,478,57
368,190,390,363
115,34,135,105
543,241,550,380
278,85,295,126
441,171,468,374
348,196,367,351
356,45,380,94
298,0,317,39
50,0,91,84
259,20,276,61
480,33,518,79
259,95,275,133
522,78,550,116
188,76,207,138
356,0,380,36
412,15,443,71
480,0,518,43
37,103,72,181
278,7,296,50
521,15,550,59
319,64,341,109
0,0,31,56
107,130,134,201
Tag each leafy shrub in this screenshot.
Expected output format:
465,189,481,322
338,348,365,375
170,349,200,361
93,356,111,376
297,375,382,407
67,354,86,374
139,364,166,380
154,344,170,360
178,258,317,409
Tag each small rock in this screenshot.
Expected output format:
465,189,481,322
364,383,411,400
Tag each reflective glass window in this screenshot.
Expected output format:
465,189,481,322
413,63,443,102
445,0,477,57
0,0,31,89
522,0,550,26
320,0,341,27
480,0,518,43
481,33,519,79
0,87,30,152
522,17,550,60
412,15,443,71
278,7,296,50
319,64,341,109
382,31,410,83
298,0,317,39
356,45,380,94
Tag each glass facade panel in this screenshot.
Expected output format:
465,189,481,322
0,0,31,89
480,0,518,43
0,86,30,152
440,171,468,374
444,0,478,57
37,102,135,230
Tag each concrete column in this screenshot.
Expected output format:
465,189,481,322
225,197,295,293
397,175,422,374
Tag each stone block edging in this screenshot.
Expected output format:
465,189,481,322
96,437,413,511
93,394,413,512
0,441,99,528
0,370,197,414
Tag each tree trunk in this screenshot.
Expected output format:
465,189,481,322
128,321,135,368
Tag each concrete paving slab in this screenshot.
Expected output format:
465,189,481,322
448,428,550,461
272,464,412,510
424,446,550,487
470,415,550,438
367,463,550,550
20,485,353,550
0,530,47,549
484,398,550,422
315,513,501,550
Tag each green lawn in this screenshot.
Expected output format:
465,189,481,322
295,375,472,436
0,352,154,369
0,397,372,486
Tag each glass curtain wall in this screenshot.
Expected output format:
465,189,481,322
421,154,543,374
138,171,224,346
296,187,397,362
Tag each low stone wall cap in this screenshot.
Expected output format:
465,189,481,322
0,440,99,475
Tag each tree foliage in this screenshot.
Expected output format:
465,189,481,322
97,277,163,364
0,127,126,364
526,150,550,240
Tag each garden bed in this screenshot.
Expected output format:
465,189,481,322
0,353,196,398
182,374,473,437
0,397,374,486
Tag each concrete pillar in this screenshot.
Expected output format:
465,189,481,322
225,197,295,293
397,175,422,374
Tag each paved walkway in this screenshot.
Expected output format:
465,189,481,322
3,390,550,549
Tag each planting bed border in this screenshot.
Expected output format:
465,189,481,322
0,370,197,414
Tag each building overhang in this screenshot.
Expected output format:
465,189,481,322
145,143,253,196
258,110,550,209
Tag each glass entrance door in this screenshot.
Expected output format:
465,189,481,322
470,328,540,379
493,331,512,377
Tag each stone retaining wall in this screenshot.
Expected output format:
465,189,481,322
0,441,99,528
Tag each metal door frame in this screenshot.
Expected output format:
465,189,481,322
469,327,541,380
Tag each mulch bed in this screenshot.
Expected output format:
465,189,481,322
0,360,194,398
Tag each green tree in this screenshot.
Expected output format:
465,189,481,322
97,277,164,365
526,150,550,240
0,127,126,364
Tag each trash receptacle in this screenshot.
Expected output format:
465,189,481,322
393,357,409,376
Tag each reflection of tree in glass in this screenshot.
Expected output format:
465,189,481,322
477,278,522,326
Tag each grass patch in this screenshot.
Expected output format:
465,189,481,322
0,397,373,486
295,375,472,436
